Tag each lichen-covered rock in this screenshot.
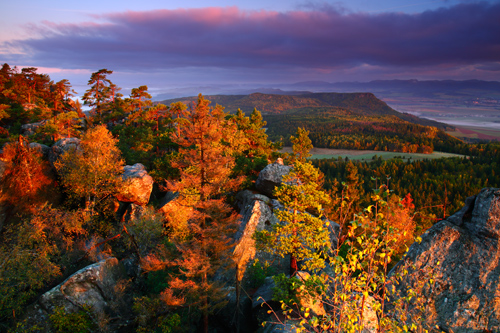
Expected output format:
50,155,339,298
39,257,125,314
389,188,500,332
49,137,81,164
116,163,153,206
255,160,292,197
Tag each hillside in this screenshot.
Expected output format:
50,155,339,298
158,92,451,130
159,92,460,154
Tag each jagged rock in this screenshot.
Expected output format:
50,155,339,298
49,137,81,164
29,142,51,159
233,191,286,287
389,188,500,332
21,121,45,136
158,191,179,211
116,163,154,206
39,257,125,315
255,159,292,197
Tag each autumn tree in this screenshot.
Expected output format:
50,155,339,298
1,136,56,213
157,94,241,332
55,125,124,215
291,127,313,161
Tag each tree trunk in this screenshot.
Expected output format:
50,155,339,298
290,253,298,277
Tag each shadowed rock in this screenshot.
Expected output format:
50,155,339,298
389,188,500,332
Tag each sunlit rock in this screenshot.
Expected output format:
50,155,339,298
116,163,153,206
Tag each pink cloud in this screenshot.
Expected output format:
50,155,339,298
2,2,499,82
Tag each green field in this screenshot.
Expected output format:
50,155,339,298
309,151,464,162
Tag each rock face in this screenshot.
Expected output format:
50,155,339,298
39,257,125,314
233,190,287,286
19,257,131,332
390,188,500,332
116,163,154,206
49,137,81,164
255,159,292,197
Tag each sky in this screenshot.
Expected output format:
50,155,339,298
1,0,499,95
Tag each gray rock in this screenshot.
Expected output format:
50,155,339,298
39,257,125,315
233,192,286,287
29,142,51,159
389,188,500,332
116,163,154,206
255,160,292,198
49,137,81,165
21,121,45,136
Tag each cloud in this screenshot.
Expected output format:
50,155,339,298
2,2,500,81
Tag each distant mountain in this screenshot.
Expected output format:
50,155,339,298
152,79,500,101
158,92,451,130
285,79,500,99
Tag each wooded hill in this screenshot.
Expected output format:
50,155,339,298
160,92,460,154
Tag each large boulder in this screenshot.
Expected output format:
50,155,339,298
20,257,131,332
49,137,81,164
39,257,125,314
389,188,500,332
116,163,154,206
255,159,292,197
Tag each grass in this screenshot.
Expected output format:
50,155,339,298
309,151,464,162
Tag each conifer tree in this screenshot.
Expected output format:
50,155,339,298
82,69,114,121
164,94,242,332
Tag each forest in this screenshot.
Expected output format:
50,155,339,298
1,64,500,332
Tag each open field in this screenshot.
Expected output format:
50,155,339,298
446,125,500,141
280,147,464,161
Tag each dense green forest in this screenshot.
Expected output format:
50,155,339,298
313,144,500,234
1,64,499,332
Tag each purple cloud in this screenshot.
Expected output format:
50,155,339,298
3,2,500,76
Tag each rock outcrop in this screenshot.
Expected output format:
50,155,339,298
255,158,292,197
21,257,130,331
233,190,287,286
389,188,500,332
21,121,46,136
116,163,153,206
49,137,81,165
39,257,124,314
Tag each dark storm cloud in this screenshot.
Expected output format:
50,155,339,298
4,2,500,72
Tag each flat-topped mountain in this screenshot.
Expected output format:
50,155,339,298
158,92,449,130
